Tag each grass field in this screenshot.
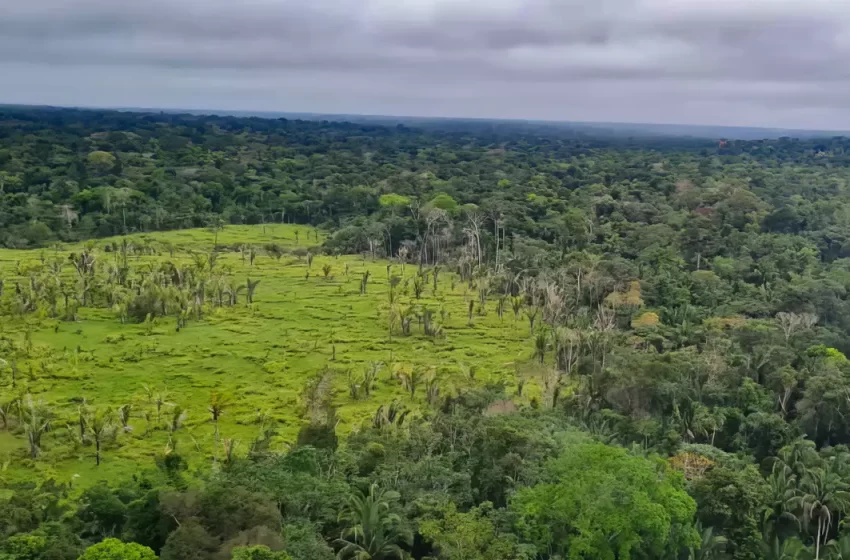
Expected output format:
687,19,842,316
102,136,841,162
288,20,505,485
0,225,535,486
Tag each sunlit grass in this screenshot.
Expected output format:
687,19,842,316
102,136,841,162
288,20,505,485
0,225,535,487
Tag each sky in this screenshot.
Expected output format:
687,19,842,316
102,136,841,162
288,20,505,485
3,0,850,130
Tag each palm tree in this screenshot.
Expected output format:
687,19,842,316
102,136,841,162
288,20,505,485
117,404,133,432
22,396,51,460
689,523,727,560
207,215,225,250
168,406,188,435
335,484,410,559
789,464,850,559
77,399,89,442
764,465,802,541
246,278,261,304
87,407,117,466
777,440,820,479
166,405,188,451
208,391,230,460
826,534,850,560
398,368,423,400
533,329,548,364
762,536,812,560
151,387,170,426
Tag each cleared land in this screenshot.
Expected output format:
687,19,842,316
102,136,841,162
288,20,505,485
0,225,533,485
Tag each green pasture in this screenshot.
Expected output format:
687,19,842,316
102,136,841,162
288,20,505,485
0,225,534,486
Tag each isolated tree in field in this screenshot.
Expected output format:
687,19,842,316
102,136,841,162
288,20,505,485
207,215,226,249
77,399,90,442
362,362,382,398
87,407,117,466
510,296,523,320
360,271,371,295
142,384,170,427
397,246,410,276
168,406,187,435
425,375,440,405
336,484,410,560
301,368,336,426
264,244,283,260
246,278,261,304
208,391,230,442
117,403,133,432
387,276,401,306
154,390,170,426
412,274,426,299
160,240,176,258
399,367,424,399
22,396,51,460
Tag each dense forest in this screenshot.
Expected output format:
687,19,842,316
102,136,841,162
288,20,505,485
6,106,850,559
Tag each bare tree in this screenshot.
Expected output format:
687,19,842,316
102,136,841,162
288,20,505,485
553,327,582,376
463,211,485,267
776,312,818,343
421,208,449,269
541,280,566,326
59,204,78,228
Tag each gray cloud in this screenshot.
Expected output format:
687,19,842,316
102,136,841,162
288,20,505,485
3,0,850,129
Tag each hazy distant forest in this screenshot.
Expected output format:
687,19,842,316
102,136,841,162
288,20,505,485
6,106,850,559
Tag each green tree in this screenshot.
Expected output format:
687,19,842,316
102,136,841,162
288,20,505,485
789,465,850,560
419,502,519,560
86,407,117,466
78,538,157,560
160,521,218,560
511,443,699,560
428,193,458,214
0,535,47,559
231,546,292,560
335,484,410,560
87,151,117,173
691,465,770,560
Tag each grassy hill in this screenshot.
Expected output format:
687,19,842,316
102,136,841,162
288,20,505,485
0,225,533,486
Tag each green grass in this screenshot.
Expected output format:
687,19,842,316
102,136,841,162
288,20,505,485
0,225,536,487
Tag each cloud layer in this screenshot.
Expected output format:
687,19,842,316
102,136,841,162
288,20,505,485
3,0,850,129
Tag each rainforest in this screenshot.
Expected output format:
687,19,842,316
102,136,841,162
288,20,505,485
2,106,850,559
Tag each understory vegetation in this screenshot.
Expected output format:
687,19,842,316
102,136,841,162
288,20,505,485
4,107,850,558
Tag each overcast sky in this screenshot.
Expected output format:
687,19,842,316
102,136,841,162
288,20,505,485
3,0,850,130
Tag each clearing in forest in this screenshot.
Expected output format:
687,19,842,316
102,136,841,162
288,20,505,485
0,225,532,485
